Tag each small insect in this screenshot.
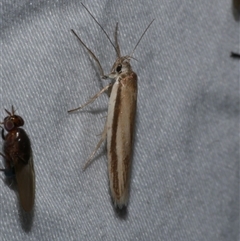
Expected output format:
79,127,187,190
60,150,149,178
0,106,35,212
68,3,154,209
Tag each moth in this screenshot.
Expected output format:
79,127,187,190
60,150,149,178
0,106,35,212
69,3,154,209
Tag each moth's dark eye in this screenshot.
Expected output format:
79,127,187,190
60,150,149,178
116,65,122,73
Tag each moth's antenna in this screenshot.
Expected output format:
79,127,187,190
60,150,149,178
81,3,118,55
114,22,121,57
130,19,155,58
71,29,106,78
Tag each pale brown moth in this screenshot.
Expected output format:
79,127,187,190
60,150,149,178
0,106,35,212
68,3,154,209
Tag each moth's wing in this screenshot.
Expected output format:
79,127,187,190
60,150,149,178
107,72,138,208
15,155,35,212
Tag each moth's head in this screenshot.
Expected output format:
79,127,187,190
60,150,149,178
2,107,24,132
108,56,132,79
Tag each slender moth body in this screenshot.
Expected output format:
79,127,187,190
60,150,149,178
106,59,138,208
68,3,154,208
0,106,35,212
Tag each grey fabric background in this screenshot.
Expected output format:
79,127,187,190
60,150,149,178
0,1,239,240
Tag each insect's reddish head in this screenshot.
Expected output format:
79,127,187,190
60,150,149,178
2,107,24,131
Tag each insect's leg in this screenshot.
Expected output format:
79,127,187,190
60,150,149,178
0,153,5,172
106,83,113,97
83,119,107,170
0,126,5,140
0,153,6,157
0,152,9,172
0,153,15,180
230,52,240,58
0,153,7,172
68,84,112,113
